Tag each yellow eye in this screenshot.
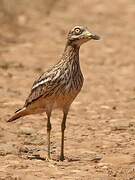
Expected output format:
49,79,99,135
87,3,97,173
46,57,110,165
74,28,81,34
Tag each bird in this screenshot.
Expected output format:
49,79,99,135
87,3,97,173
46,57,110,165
7,25,100,161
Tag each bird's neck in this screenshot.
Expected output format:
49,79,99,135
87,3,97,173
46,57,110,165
62,43,80,64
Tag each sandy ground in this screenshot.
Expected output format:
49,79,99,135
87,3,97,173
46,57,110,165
0,0,135,179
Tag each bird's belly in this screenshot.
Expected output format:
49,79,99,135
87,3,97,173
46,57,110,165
54,89,80,109
56,76,83,109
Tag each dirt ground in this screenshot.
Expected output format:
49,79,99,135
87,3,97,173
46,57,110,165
0,0,135,179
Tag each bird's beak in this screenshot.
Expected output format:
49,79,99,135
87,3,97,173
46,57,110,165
91,34,100,40
85,31,100,40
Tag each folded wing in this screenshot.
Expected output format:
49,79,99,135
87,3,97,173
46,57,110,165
25,68,62,107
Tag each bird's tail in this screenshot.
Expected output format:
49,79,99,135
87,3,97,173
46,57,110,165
7,107,28,122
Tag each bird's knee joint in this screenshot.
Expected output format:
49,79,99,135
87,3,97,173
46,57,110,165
47,122,52,131
61,124,66,131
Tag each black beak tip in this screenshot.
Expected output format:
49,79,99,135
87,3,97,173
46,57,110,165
92,34,100,40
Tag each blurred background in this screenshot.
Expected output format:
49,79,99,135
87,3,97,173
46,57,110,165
0,0,135,179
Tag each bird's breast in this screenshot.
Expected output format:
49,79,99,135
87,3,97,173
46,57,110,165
53,70,84,109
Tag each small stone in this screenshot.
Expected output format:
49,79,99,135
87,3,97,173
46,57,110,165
97,162,110,169
110,120,129,131
18,127,35,135
129,121,135,127
85,151,103,162
112,106,117,110
100,105,110,109
0,143,16,156
129,127,135,135
91,155,102,162
19,146,29,153
17,14,27,26
28,150,47,160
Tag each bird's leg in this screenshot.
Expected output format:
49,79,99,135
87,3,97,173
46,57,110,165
60,110,68,161
47,114,52,160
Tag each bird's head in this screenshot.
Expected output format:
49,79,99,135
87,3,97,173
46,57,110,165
67,25,100,47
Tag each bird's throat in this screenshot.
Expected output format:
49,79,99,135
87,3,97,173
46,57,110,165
62,43,80,63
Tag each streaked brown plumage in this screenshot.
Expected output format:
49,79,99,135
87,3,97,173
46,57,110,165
7,26,100,161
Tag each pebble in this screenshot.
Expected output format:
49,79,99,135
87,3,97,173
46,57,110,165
28,150,47,160
0,143,17,156
110,120,129,131
18,127,35,135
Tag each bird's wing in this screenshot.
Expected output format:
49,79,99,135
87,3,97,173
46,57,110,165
25,67,62,107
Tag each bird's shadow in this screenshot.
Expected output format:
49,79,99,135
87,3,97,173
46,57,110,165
18,146,80,162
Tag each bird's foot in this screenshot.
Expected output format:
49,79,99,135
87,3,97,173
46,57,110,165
50,155,64,162
59,155,65,161
54,155,80,162
45,157,52,162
